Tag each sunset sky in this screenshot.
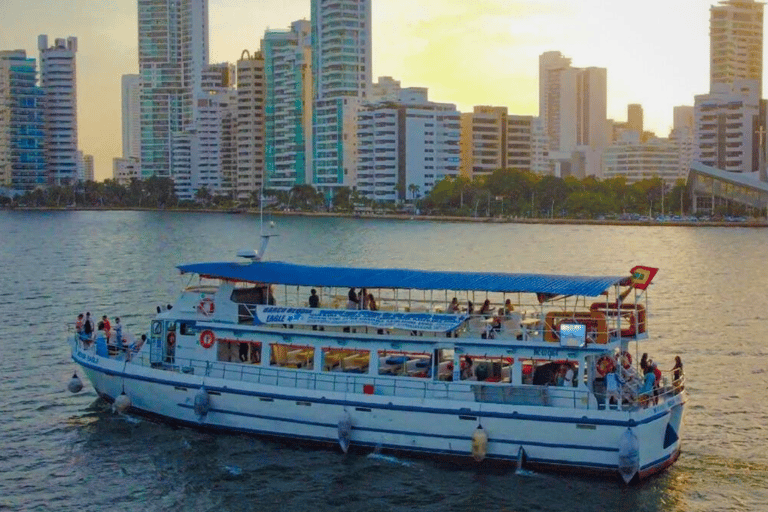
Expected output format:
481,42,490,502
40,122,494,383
0,0,743,180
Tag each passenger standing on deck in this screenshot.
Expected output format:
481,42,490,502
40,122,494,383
83,312,94,339
308,289,320,308
102,315,112,341
605,369,623,409
448,297,460,313
367,294,377,311
467,300,474,316
114,317,124,351
75,314,84,337
346,288,359,309
361,288,369,310
672,356,684,391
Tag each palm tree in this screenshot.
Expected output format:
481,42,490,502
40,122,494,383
408,183,420,201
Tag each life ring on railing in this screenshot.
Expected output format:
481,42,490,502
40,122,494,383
596,355,615,377
198,298,215,316
620,351,633,369
167,332,176,347
199,330,216,349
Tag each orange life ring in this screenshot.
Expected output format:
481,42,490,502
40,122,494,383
167,332,176,346
200,330,216,349
620,351,633,369
596,355,615,377
199,298,215,316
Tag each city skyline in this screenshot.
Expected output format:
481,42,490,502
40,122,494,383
0,0,750,181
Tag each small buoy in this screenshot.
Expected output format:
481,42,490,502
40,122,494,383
194,387,211,420
337,413,352,454
114,392,131,413
67,373,83,393
471,425,488,462
270,221,275,228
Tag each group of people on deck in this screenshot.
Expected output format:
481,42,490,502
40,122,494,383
346,288,378,311
76,311,145,357
605,352,684,409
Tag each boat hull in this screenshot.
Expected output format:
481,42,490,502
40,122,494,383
74,349,683,482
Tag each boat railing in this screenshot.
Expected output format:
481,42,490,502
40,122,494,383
120,352,596,409
595,371,685,411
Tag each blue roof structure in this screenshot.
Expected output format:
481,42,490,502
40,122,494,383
178,261,628,297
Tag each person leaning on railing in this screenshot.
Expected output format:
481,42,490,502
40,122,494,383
672,356,684,392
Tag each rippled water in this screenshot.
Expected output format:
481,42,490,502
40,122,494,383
1,210,767,511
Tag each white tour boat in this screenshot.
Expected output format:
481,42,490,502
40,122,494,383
69,237,684,483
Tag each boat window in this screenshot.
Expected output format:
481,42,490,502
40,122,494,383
270,343,314,370
378,350,432,378
322,348,369,373
215,337,262,364
179,322,193,335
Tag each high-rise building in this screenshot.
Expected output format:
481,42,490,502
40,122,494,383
357,89,460,202
235,50,266,202
507,115,533,171
39,35,78,186
138,0,208,180
539,51,607,177
263,20,313,191
695,79,765,174
192,63,237,197
311,0,372,197
121,74,141,160
0,50,46,191
460,106,508,178
710,0,764,92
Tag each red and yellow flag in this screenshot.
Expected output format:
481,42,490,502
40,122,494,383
630,266,658,290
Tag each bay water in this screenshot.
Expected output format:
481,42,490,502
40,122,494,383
1,210,767,511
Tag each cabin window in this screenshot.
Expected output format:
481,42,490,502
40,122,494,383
216,338,262,364
179,322,194,335
459,355,513,383
322,348,369,373
270,343,314,370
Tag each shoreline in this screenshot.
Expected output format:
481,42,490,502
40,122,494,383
4,205,768,228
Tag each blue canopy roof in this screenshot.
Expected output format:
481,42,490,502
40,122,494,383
178,261,628,297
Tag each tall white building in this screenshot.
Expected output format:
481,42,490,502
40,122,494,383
710,0,764,92
357,89,460,202
235,50,265,202
694,80,764,174
539,51,607,177
311,0,372,197
39,35,78,186
191,63,237,197
263,20,313,191
138,0,208,180
121,74,141,160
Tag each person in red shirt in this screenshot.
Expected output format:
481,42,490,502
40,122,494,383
102,315,111,340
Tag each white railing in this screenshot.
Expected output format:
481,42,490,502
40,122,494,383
116,352,598,409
